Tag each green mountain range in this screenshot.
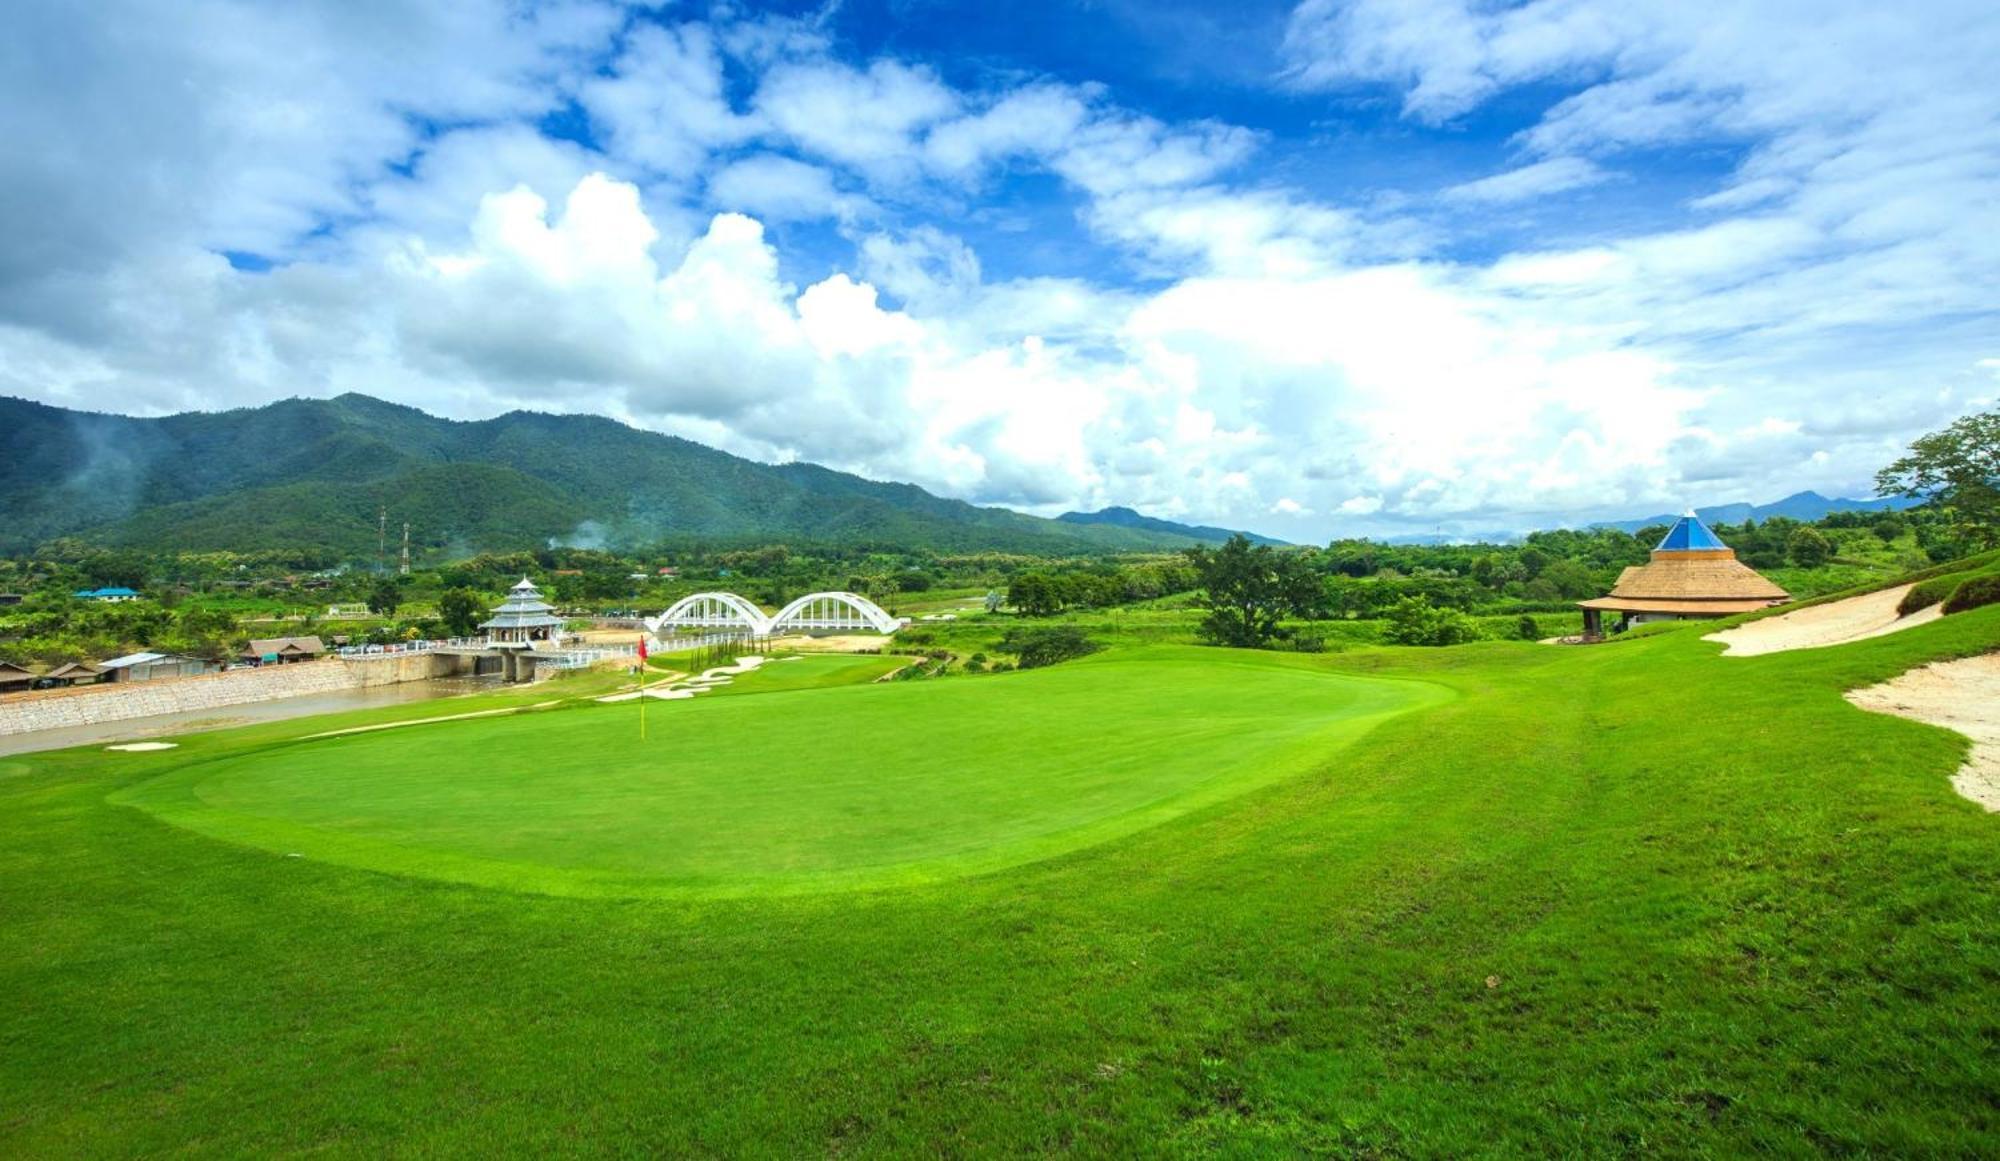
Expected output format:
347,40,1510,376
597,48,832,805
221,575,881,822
0,394,1223,558
1056,505,1290,546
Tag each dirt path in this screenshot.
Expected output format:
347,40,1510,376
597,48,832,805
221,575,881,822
1705,584,1943,656
1847,652,2000,811
303,702,561,739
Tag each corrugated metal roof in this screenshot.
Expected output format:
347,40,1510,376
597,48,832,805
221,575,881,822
98,652,167,669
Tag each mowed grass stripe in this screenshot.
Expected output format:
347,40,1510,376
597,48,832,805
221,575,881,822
115,648,1447,896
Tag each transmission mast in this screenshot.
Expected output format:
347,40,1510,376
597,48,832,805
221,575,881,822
377,507,388,574
399,522,412,576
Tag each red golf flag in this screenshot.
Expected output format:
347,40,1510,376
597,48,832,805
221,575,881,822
637,635,648,662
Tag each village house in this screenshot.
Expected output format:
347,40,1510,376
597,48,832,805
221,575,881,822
74,587,141,602
43,662,104,687
96,652,217,683
240,636,326,666
0,661,34,693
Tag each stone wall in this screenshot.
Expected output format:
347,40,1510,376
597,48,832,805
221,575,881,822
0,654,456,737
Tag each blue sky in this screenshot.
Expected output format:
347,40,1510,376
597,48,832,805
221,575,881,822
1,0,1995,539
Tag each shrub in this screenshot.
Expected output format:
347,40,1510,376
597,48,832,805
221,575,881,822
1897,576,1961,617
1291,634,1326,653
1786,526,1833,567
1942,573,2000,615
1516,614,1540,641
1382,597,1483,647
998,625,1102,669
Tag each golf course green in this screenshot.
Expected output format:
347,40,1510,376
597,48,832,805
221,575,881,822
115,649,1446,896
7,607,2000,1154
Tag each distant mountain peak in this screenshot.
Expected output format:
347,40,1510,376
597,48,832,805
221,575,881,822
1590,490,1917,534
1057,506,1288,546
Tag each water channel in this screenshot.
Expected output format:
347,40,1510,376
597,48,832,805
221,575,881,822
0,677,502,758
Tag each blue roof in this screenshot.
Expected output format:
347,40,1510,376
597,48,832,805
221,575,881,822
1654,514,1728,552
74,587,140,598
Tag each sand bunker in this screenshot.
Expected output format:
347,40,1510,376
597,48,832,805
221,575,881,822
1847,652,2000,811
598,688,697,702
771,635,887,653
597,657,768,703
1705,584,1944,656
105,742,178,752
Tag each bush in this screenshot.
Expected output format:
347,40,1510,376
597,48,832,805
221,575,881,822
1786,526,1833,567
1897,576,1962,617
998,625,1102,669
1516,614,1540,641
1942,573,2000,615
1382,597,1483,647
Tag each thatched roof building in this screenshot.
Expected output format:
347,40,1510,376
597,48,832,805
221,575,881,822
1578,513,1788,638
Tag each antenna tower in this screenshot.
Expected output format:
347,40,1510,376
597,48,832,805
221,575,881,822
377,507,388,573
400,522,411,576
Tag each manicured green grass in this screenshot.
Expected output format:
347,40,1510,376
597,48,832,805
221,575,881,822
114,650,1443,896
4,609,2000,1153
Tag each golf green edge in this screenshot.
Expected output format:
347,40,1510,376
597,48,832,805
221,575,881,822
109,647,1453,900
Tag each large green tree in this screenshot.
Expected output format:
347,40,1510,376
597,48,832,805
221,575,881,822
1786,526,1833,568
1875,408,2000,548
1006,572,1063,618
437,588,484,637
1184,534,1319,648
366,578,403,617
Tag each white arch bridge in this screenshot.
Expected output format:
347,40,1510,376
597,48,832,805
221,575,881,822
645,591,907,640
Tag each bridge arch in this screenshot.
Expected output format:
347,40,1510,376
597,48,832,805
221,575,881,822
647,591,905,639
647,591,773,637
769,591,903,635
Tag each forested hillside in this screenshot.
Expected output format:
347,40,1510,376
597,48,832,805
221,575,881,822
0,395,1199,559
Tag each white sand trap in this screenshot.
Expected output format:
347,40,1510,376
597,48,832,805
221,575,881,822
1705,584,1945,656
105,742,178,752
1847,652,2000,811
702,656,768,678
597,687,699,703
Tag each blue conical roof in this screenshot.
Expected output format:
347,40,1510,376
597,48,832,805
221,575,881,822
1654,512,1728,552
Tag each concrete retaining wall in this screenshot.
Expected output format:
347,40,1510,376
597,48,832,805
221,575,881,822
0,655,456,737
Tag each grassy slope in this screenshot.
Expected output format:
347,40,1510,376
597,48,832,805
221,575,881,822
3,612,1999,1153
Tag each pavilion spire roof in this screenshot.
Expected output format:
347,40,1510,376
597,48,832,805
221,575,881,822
1654,512,1729,553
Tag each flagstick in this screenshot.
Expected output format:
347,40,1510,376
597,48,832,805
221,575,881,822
638,634,648,741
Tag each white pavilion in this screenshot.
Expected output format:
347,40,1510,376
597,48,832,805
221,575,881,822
479,578,566,645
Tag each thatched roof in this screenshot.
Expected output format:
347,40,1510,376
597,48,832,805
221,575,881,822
1579,513,1789,614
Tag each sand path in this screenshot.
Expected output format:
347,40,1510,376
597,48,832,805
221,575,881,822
1846,652,2000,811
1705,584,1943,656
303,701,563,739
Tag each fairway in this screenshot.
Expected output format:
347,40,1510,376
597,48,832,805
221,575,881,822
117,649,1444,896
